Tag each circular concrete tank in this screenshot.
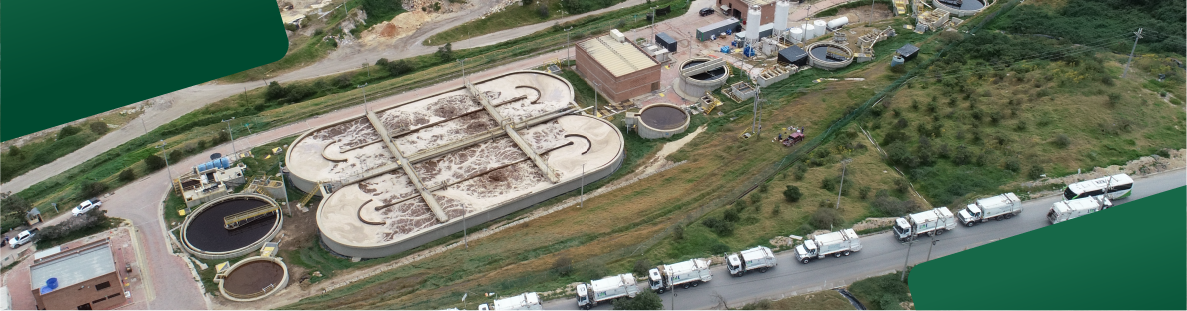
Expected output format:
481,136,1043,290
806,42,854,70
933,0,985,16
675,58,730,99
181,194,283,260
636,104,690,139
217,256,289,302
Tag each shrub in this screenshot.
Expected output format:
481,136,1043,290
265,81,289,102
952,145,973,165
1014,120,1028,131
702,217,734,236
436,43,454,61
1,195,33,221
633,259,651,276
80,180,108,198
118,169,136,182
893,178,910,194
1106,92,1121,108
1053,134,1071,148
36,209,110,242
379,59,414,77
709,243,730,255
673,225,684,240
144,154,166,171
810,207,842,229
783,185,803,202
537,4,550,18
859,186,872,200
1028,164,1044,179
88,121,110,135
821,175,839,192
793,163,807,180
58,125,82,139
758,183,769,193
872,190,918,216
848,273,911,310
552,256,573,276
723,209,740,222
1004,157,1022,173
613,290,662,310
168,150,184,162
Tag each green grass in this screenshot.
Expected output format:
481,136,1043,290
426,0,613,45
811,0,895,18
738,290,856,310
33,217,123,249
283,237,362,283
848,271,911,310
2,131,102,183
218,33,338,83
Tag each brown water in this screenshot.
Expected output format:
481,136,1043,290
641,106,688,130
223,260,285,296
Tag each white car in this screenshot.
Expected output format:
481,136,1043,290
72,200,102,216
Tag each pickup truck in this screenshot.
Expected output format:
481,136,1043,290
72,200,102,216
8,228,39,248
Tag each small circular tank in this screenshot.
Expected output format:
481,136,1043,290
217,256,289,302
675,58,730,100
181,194,283,260
806,42,854,70
635,103,690,139
933,0,986,16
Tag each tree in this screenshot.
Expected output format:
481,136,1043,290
7,145,23,159
673,224,684,240
265,81,290,102
701,217,733,236
1027,164,1045,179
783,185,803,202
88,121,110,135
80,180,109,198
952,144,974,165
436,43,454,62
810,207,842,230
872,190,919,216
118,169,137,182
379,59,414,77
169,150,185,163
723,209,740,222
613,290,663,310
537,3,550,18
58,125,82,139
1,194,33,218
145,154,167,171
552,256,573,276
633,258,651,276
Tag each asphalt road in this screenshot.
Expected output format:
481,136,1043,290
542,170,1186,310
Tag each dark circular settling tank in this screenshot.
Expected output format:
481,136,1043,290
181,194,283,259
682,60,727,81
640,105,688,130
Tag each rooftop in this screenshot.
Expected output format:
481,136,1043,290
30,239,115,292
578,35,658,77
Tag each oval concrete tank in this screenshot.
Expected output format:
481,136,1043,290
635,104,690,139
675,57,730,99
180,194,283,260
216,256,289,302
806,42,854,70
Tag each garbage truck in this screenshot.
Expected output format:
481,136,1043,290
893,207,957,242
726,246,777,276
1047,196,1112,224
956,193,1022,227
794,228,862,264
647,258,712,293
480,292,543,310
576,273,639,309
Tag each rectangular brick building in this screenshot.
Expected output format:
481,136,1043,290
29,239,125,310
575,33,661,103
717,0,777,25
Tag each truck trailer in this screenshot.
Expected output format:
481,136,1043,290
956,193,1022,227
893,207,957,241
794,228,862,264
576,273,639,309
1047,196,1112,224
726,246,777,276
481,292,543,310
647,258,712,293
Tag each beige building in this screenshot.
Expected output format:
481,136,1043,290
575,32,661,103
29,239,125,310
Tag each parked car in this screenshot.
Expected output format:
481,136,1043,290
72,200,102,216
699,8,715,16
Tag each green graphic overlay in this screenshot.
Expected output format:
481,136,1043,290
2,0,288,140
911,186,1187,310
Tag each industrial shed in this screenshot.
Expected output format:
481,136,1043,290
778,46,809,66
655,32,678,53
896,43,920,62
576,32,661,103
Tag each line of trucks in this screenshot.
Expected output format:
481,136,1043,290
461,189,1131,310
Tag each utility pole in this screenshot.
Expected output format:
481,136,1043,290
278,161,292,215
158,140,175,192
580,164,586,208
751,79,762,137
565,27,574,65
358,83,369,111
140,117,149,135
868,0,875,25
835,158,852,209
592,82,600,117
222,118,238,155
671,291,677,310
459,58,467,82
926,237,939,262
901,234,915,281
1122,28,1143,78
651,6,659,41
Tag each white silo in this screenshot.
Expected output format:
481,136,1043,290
745,5,762,42
813,20,827,36
827,16,849,30
774,1,790,32
788,27,804,42
803,24,817,40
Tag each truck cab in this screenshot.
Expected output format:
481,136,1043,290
725,254,744,276
957,204,982,226
794,241,818,263
575,283,592,309
8,229,37,248
892,218,913,241
647,268,664,293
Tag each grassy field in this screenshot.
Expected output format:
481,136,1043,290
425,0,629,45
1,109,146,183
847,271,911,310
738,290,855,310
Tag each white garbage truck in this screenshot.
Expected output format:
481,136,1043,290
1047,196,1112,224
956,192,1022,227
647,258,712,293
794,228,862,264
480,292,542,310
893,207,957,242
576,273,639,310
726,246,777,276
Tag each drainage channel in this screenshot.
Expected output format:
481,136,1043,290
834,288,867,310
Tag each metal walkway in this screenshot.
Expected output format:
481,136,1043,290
224,204,280,230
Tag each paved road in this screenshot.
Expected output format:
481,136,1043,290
542,170,1187,310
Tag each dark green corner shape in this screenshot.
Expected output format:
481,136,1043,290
911,186,1187,310
2,0,289,140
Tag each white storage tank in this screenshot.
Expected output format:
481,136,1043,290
788,27,804,42
804,24,817,40
827,16,849,30
610,29,626,42
813,20,827,36
745,5,762,42
774,0,790,32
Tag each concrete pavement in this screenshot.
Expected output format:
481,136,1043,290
542,169,1187,310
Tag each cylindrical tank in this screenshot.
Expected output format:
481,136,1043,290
891,55,905,67
813,20,827,36
804,24,817,40
774,1,790,32
827,16,849,30
789,27,804,41
745,5,761,42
